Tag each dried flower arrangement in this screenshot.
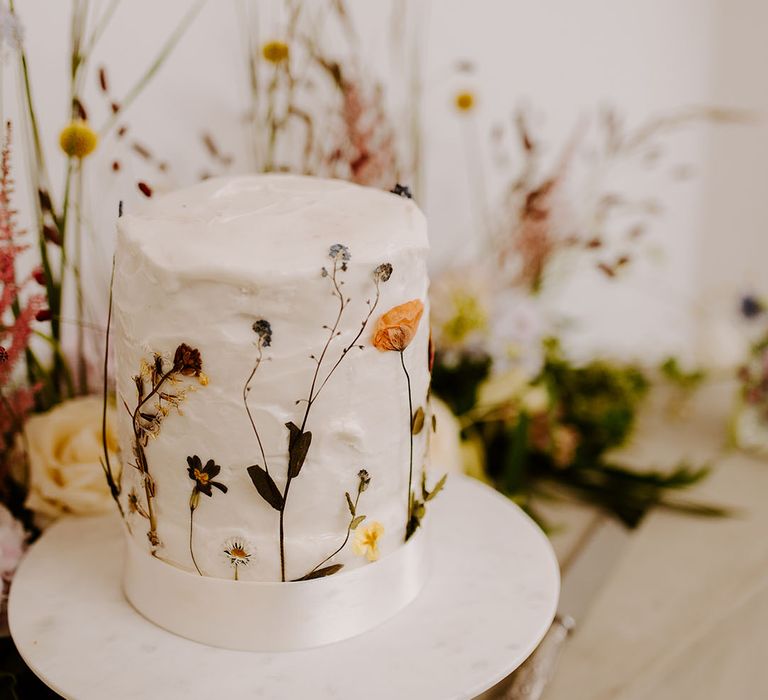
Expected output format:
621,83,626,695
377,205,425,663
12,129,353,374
0,124,42,526
200,0,419,190
8,0,205,408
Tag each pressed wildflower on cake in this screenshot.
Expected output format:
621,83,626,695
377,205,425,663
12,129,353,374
223,537,253,580
174,343,203,377
352,521,384,562
187,456,228,499
372,299,424,352
186,456,228,576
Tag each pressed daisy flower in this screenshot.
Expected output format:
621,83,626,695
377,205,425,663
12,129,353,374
223,538,253,580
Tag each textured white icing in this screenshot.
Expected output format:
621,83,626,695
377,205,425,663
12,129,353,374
113,174,430,582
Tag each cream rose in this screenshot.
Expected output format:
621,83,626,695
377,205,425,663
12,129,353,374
429,398,464,475
24,397,119,519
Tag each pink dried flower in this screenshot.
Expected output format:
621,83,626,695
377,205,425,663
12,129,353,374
0,123,43,446
327,78,398,188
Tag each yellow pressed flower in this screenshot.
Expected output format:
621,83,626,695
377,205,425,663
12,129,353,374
59,120,98,159
352,521,384,562
455,91,475,113
198,372,209,386
262,40,289,64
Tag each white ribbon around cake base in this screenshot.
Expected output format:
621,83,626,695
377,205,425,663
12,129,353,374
123,528,428,652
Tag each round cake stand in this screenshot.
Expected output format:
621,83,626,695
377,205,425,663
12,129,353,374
9,476,559,700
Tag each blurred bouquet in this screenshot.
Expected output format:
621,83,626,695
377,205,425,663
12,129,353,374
429,94,735,528
199,0,421,192
731,296,768,455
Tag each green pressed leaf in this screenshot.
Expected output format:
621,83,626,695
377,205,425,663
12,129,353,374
294,564,344,581
426,474,448,502
411,406,425,435
405,512,421,541
286,422,313,478
345,492,356,516
350,515,366,530
432,413,437,432
247,465,283,511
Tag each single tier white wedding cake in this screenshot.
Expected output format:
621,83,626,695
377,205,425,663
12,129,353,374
109,175,443,649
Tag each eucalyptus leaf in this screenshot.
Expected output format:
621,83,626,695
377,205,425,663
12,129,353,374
405,509,421,541
426,473,448,502
294,563,344,581
247,464,283,511
411,406,425,435
350,515,366,529
286,422,312,478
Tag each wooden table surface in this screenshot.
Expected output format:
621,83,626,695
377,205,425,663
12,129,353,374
541,380,768,700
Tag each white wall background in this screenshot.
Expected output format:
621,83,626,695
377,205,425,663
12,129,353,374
4,0,764,367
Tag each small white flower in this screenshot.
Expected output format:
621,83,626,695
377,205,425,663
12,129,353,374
487,291,546,377
430,264,492,361
223,537,253,568
521,385,550,414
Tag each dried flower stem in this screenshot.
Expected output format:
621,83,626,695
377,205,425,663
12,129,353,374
313,277,381,399
400,349,414,535
303,472,365,577
243,342,269,474
100,255,127,525
73,162,88,394
278,260,346,580
99,0,207,136
189,497,202,575
131,367,177,549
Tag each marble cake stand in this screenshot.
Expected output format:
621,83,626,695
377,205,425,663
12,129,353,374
9,475,559,700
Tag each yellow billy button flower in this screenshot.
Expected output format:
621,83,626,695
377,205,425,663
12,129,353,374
455,91,475,113
352,521,384,562
59,120,98,159
262,40,289,64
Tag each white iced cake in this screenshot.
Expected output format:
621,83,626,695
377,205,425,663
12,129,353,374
112,174,442,594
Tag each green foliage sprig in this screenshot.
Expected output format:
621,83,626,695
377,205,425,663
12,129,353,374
434,338,727,529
